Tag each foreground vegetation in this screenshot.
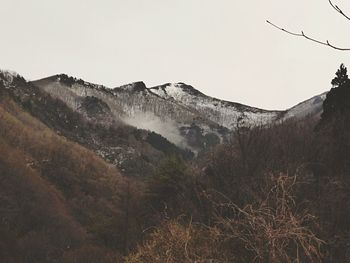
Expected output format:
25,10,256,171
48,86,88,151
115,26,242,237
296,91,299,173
1,65,350,262
126,64,350,262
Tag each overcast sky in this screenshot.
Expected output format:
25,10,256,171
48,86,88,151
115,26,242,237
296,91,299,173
1,0,350,110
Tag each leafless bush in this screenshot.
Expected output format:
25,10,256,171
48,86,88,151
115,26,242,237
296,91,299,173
125,174,323,263
212,174,324,263
124,218,231,263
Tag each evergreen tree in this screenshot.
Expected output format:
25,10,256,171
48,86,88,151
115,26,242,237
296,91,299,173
322,64,350,120
331,63,349,87
317,64,350,174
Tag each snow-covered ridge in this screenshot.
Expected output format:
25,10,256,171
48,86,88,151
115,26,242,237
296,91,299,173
29,73,329,151
31,74,328,126
149,83,280,128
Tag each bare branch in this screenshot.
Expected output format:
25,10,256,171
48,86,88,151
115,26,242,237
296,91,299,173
329,0,350,21
266,20,350,51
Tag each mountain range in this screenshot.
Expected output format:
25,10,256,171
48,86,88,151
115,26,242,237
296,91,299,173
0,70,327,176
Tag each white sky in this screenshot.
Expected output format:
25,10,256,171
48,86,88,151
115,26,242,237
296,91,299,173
1,0,350,110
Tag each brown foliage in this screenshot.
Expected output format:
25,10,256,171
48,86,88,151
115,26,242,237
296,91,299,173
212,174,323,263
125,219,229,263
127,174,323,263
0,96,144,261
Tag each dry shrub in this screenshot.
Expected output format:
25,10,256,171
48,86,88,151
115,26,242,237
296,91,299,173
212,174,324,263
125,219,231,263
127,175,324,263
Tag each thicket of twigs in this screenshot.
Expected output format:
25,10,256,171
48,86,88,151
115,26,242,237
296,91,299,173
126,174,324,263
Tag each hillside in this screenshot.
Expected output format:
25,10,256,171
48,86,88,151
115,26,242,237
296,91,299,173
0,92,138,262
1,72,192,177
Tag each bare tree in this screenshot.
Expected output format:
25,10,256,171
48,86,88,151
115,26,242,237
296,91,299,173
267,0,350,51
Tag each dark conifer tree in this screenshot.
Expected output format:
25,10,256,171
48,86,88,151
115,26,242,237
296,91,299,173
317,64,350,174
321,64,350,122
331,63,349,87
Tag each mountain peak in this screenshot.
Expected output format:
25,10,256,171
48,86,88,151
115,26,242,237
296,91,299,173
149,82,205,100
115,81,147,92
173,82,204,97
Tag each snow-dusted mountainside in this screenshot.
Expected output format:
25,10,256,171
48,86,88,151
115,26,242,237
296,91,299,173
31,75,284,151
149,83,280,128
0,69,329,176
0,71,193,177
31,74,328,151
282,92,327,120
